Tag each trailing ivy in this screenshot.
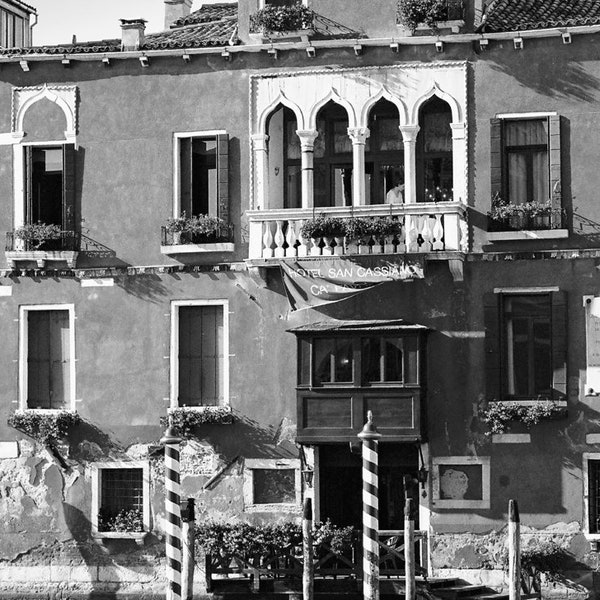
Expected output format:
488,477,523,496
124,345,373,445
7,410,81,445
160,406,233,436
98,508,144,533
250,3,314,35
480,401,566,435
396,0,450,32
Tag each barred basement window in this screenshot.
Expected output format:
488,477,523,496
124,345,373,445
243,459,301,512
91,462,150,538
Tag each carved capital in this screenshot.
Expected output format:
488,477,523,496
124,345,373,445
451,122,466,140
296,129,319,151
399,125,420,143
347,127,370,145
251,133,269,151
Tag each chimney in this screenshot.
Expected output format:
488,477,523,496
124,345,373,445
120,18,146,51
164,0,193,29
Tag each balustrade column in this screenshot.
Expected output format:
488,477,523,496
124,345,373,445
348,127,370,206
251,133,269,210
399,125,420,204
451,122,467,204
296,129,318,209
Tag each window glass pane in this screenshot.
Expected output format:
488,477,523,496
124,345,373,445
332,166,353,207
285,119,301,160
505,119,548,147
29,146,64,226
384,338,403,381
314,120,326,159
403,335,419,384
191,138,217,216
532,150,549,202
423,157,453,201
27,310,70,410
508,152,528,204
314,338,353,384
376,117,403,151
298,338,310,385
422,111,452,153
362,337,382,382
285,165,302,209
179,305,223,406
381,164,405,204
99,468,143,531
504,295,551,397
253,469,296,504
333,121,351,154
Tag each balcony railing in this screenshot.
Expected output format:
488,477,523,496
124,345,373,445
247,202,467,261
6,230,81,252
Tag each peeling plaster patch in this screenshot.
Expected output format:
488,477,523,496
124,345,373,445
77,441,104,461
63,470,79,489
126,444,153,460
180,440,220,476
0,442,19,458
19,440,35,457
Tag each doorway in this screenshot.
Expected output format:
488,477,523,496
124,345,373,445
318,443,419,530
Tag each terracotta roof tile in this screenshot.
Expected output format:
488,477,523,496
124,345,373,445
172,3,237,27
480,0,600,33
145,18,237,49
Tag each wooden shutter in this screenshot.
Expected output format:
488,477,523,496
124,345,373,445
179,137,192,216
62,143,76,233
216,133,229,223
490,118,502,200
27,310,70,409
24,145,33,223
548,115,562,215
551,290,567,400
483,292,501,401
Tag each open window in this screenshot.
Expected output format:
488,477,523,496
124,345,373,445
19,305,76,411
91,461,150,540
484,290,567,402
170,300,229,408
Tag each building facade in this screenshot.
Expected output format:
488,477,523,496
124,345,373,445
1,0,600,595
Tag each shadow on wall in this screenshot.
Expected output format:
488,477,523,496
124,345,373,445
115,273,169,303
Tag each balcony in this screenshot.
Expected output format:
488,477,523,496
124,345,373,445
487,203,568,242
247,202,467,278
160,224,234,256
6,230,80,269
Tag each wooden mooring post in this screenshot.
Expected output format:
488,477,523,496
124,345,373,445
181,498,195,600
404,498,416,600
508,499,520,600
303,497,314,600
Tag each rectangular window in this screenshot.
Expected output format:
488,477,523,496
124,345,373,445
589,460,600,534
91,462,150,537
503,294,551,397
171,300,228,408
23,144,77,234
20,305,75,411
174,132,229,221
484,290,567,402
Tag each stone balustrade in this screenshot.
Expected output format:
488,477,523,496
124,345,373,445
247,202,468,260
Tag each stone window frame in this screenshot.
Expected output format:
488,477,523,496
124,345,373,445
169,299,230,409
583,453,600,539
431,456,490,509
90,460,151,540
18,303,76,412
243,458,301,513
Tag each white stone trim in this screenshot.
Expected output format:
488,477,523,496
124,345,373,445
170,299,229,409
90,461,151,537
587,434,600,445
12,84,77,142
18,304,76,411
583,453,600,538
491,433,531,444
495,111,558,119
431,456,490,509
493,286,560,294
243,458,301,512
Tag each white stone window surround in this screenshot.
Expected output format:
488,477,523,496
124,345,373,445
90,460,151,539
18,303,76,412
171,129,227,218
431,456,491,509
243,458,301,512
583,453,600,540
249,62,467,210
169,299,230,409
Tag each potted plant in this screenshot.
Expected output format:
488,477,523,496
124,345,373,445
14,222,62,250
479,400,566,436
165,213,191,244
187,214,229,242
488,195,530,231
523,201,552,230
300,216,347,255
250,2,314,37
396,0,460,33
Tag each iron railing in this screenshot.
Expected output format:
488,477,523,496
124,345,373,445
161,223,234,246
6,230,81,252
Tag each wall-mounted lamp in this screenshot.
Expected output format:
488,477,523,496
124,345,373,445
102,56,110,67
302,469,314,488
479,37,489,51
353,43,363,56
513,36,523,50
267,47,278,59
435,40,444,53
139,55,149,67
390,41,399,52
306,45,316,58
182,53,191,63
562,32,572,44
221,49,230,61
19,60,29,72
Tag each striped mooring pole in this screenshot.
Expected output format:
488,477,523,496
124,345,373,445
358,410,382,600
160,422,183,600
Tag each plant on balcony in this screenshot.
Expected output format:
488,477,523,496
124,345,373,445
165,213,230,244
7,410,81,445
480,400,566,436
160,406,233,436
300,216,347,240
98,508,144,533
250,3,314,35
396,0,459,32
488,195,564,232
370,217,403,240
14,222,62,250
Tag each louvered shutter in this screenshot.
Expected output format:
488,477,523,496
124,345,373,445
490,118,502,200
548,115,562,220
483,292,501,401
551,290,567,400
216,134,229,223
62,143,76,233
